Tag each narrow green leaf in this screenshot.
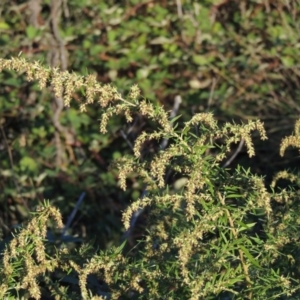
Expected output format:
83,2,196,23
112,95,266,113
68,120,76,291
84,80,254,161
239,245,260,268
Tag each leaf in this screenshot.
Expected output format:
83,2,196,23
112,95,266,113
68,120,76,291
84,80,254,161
137,68,150,79
226,193,243,198
189,78,211,89
1,169,13,177
239,245,261,268
116,240,127,254
0,21,10,30
169,114,182,124
20,156,38,172
150,36,174,45
192,55,208,66
220,231,228,243
236,221,256,232
281,56,294,68
34,172,48,186
173,177,188,190
25,25,39,39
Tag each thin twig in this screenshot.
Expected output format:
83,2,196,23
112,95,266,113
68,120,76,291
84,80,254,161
126,116,139,135
160,95,182,149
176,0,183,19
120,129,134,150
207,77,217,111
122,188,148,243
61,192,86,239
191,106,199,137
49,0,72,167
28,0,41,28
62,0,69,18
222,139,245,168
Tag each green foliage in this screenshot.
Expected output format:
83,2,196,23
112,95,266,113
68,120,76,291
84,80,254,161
1,0,300,251
1,1,300,299
1,58,300,299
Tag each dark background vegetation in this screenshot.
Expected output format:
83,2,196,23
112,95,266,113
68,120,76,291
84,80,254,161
0,0,299,252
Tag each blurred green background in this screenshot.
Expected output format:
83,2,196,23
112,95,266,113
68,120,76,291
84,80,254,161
0,0,299,250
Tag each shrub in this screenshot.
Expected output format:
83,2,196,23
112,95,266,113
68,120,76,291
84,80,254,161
1,0,299,259
0,58,300,299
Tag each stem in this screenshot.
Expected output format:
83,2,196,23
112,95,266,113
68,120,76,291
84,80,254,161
217,191,253,299
117,95,137,107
